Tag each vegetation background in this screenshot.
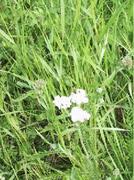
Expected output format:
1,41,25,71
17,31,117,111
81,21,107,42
0,0,133,179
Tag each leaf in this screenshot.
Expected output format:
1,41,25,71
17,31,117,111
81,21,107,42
0,28,15,44
91,127,129,131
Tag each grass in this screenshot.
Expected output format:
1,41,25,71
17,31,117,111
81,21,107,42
0,0,133,179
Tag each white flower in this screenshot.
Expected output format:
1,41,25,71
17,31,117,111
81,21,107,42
76,89,86,95
53,95,71,109
0,175,5,180
113,168,120,176
96,88,103,94
98,98,104,104
106,177,111,180
70,107,91,122
34,79,45,90
121,55,133,69
70,89,88,105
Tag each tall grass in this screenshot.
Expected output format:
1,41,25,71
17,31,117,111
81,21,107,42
0,0,133,179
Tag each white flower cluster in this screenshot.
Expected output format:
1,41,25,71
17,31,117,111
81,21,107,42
70,107,91,122
0,175,5,180
70,89,88,105
53,89,91,123
53,95,71,110
96,87,103,94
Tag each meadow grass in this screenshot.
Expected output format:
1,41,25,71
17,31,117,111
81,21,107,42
0,0,133,179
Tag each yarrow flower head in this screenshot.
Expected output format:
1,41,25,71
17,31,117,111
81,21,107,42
106,177,111,180
96,87,103,94
53,95,71,109
70,89,88,105
53,89,91,123
121,55,133,69
98,97,104,104
0,175,5,180
34,79,45,90
70,107,91,123
113,168,120,176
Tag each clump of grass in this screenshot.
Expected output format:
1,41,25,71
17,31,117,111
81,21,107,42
0,0,133,179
